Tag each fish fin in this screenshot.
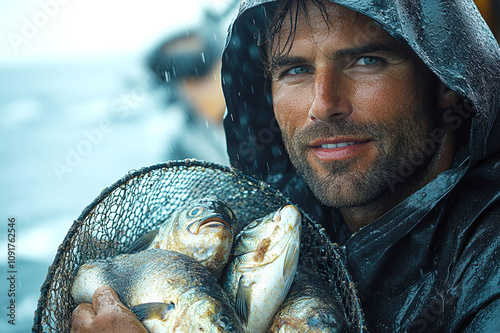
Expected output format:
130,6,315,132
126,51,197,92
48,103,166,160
283,243,298,280
130,302,175,321
125,229,159,254
235,275,252,325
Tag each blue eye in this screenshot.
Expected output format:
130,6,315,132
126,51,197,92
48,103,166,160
189,207,204,217
287,67,310,75
356,57,380,66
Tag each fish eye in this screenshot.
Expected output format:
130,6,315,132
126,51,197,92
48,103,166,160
188,207,204,217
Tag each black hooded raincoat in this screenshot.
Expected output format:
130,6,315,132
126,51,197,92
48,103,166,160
221,0,500,331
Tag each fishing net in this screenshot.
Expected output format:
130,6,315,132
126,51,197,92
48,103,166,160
33,160,367,332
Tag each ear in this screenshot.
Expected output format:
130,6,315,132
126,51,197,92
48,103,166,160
438,82,460,109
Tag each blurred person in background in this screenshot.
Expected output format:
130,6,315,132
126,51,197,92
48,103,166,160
146,18,229,165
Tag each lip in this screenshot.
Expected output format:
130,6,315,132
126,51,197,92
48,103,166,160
188,215,232,234
310,137,372,161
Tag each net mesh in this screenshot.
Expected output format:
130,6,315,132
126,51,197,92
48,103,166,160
33,160,367,332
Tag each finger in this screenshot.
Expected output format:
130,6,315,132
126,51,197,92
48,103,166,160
71,303,96,332
92,286,122,313
90,286,149,332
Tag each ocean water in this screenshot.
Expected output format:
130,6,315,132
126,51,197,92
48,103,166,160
0,54,187,331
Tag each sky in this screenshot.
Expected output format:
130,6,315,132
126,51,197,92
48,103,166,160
0,0,235,63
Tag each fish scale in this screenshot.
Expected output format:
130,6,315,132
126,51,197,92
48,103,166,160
221,205,302,333
267,267,346,332
71,249,244,333
126,197,239,279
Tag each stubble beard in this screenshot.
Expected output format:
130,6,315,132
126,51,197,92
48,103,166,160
281,107,436,209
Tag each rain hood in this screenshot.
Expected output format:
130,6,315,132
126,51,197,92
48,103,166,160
222,0,500,331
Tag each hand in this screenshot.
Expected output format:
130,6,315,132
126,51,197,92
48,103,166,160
71,286,148,333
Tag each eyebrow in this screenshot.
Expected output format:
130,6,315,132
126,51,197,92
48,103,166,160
335,43,406,59
270,42,408,73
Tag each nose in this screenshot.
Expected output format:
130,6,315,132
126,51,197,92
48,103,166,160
309,68,352,122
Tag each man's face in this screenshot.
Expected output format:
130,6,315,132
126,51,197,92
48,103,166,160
270,0,439,208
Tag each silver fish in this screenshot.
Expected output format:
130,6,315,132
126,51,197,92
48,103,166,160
266,267,346,332
127,198,238,278
221,205,302,333
71,249,244,332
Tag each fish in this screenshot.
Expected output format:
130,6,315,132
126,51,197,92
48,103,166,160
266,267,346,333
126,198,238,278
71,248,244,333
221,205,302,333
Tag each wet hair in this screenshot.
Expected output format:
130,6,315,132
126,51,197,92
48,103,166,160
258,0,414,77
262,0,325,63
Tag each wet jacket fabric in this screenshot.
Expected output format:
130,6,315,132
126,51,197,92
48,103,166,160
221,0,500,331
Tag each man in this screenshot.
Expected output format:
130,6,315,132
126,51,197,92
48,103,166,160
147,26,229,165
72,0,500,331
